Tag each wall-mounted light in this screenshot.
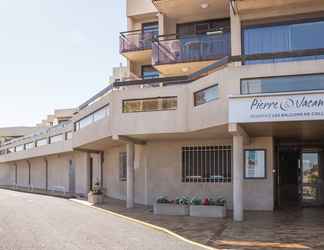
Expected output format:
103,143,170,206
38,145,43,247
200,3,209,9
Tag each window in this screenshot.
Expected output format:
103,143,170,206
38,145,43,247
194,84,219,106
244,150,266,179
141,65,159,79
66,131,73,140
50,134,63,144
15,145,24,152
119,152,127,181
75,105,109,131
177,19,230,36
123,97,177,113
182,145,232,183
142,22,158,49
243,19,324,63
241,74,324,95
25,142,35,150
36,138,48,147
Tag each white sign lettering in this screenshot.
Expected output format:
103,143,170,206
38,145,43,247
229,93,324,123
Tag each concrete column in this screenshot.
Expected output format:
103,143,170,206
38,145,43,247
230,6,242,57
158,13,166,36
45,159,48,191
27,160,31,187
233,134,244,221
126,142,135,208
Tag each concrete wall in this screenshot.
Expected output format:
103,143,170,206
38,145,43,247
0,164,10,186
73,151,89,196
47,155,70,193
103,137,275,211
127,0,156,17
243,137,274,211
30,158,46,190
17,161,29,187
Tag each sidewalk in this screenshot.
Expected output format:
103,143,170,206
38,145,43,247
76,197,324,250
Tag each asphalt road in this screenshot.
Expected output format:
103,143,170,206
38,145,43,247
0,189,204,250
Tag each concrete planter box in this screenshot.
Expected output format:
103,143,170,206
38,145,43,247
88,193,104,204
189,205,226,218
154,203,189,216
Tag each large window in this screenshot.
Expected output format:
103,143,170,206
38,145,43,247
182,145,232,183
241,74,324,95
123,97,177,113
75,105,109,131
194,84,219,106
119,152,127,181
243,19,324,63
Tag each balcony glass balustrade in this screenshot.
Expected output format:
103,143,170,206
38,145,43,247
152,31,231,65
120,27,158,53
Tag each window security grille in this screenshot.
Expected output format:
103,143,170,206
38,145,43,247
182,145,232,183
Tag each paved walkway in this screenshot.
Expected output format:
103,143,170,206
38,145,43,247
0,189,205,250
93,198,324,250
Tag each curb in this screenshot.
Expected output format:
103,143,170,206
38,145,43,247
69,198,218,250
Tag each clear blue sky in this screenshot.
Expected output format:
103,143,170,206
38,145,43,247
0,0,126,127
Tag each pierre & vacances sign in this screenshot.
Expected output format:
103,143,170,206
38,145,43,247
229,93,324,123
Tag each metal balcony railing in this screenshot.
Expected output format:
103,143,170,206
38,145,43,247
120,28,158,53
152,31,231,65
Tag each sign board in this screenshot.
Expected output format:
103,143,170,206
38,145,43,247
229,92,324,123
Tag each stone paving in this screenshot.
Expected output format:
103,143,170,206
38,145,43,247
95,198,324,250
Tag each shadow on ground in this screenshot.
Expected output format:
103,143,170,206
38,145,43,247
94,198,324,250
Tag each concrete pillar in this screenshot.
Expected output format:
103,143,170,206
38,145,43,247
158,13,166,36
126,142,135,208
233,134,244,221
230,6,242,57
45,158,48,191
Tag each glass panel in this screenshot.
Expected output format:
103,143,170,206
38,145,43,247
36,139,47,147
123,97,177,113
162,97,177,110
25,142,35,149
142,99,159,111
66,131,73,140
15,145,24,152
123,100,141,113
50,134,63,144
244,150,266,178
302,152,320,203
79,115,93,129
244,20,324,63
241,74,324,94
93,107,106,122
195,85,219,106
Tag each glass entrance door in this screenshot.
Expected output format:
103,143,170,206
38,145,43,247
302,152,321,205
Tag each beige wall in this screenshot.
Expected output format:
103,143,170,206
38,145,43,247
17,161,29,187
127,0,156,17
0,164,10,186
30,158,46,189
102,137,274,211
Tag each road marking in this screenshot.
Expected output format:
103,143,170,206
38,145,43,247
69,199,219,250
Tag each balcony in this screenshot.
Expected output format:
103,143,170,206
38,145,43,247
0,122,73,162
152,31,230,75
120,29,158,62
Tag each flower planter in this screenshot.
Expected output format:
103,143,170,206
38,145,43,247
153,203,189,216
189,205,226,218
88,193,104,204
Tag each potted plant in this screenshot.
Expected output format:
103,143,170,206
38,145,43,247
189,196,226,218
153,196,189,216
88,181,104,204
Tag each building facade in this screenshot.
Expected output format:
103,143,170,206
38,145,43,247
1,0,324,221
